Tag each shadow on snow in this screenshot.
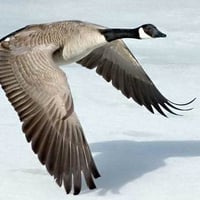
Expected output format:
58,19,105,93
91,139,200,195
14,137,200,195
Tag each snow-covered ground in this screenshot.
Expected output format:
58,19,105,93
0,0,200,199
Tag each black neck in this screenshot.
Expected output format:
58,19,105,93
99,28,140,42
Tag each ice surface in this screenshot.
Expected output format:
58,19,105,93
0,0,200,199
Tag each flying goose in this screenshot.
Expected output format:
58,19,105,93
0,20,194,195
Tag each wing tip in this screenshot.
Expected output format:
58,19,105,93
168,97,196,106
157,97,196,117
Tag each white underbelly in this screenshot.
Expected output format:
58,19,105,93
61,31,107,65
53,48,93,66
63,49,93,64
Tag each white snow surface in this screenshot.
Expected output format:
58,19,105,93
0,0,200,199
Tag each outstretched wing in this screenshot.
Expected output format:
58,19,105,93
0,40,100,195
78,40,194,117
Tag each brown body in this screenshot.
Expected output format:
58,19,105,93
0,20,193,195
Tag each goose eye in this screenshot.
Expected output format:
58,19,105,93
145,27,153,35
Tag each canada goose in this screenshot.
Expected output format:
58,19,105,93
0,20,194,195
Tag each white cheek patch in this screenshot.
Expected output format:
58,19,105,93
139,27,152,39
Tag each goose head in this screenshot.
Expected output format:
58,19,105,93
138,24,167,39
100,24,167,42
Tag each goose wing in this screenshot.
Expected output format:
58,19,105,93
78,40,193,116
0,40,100,195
